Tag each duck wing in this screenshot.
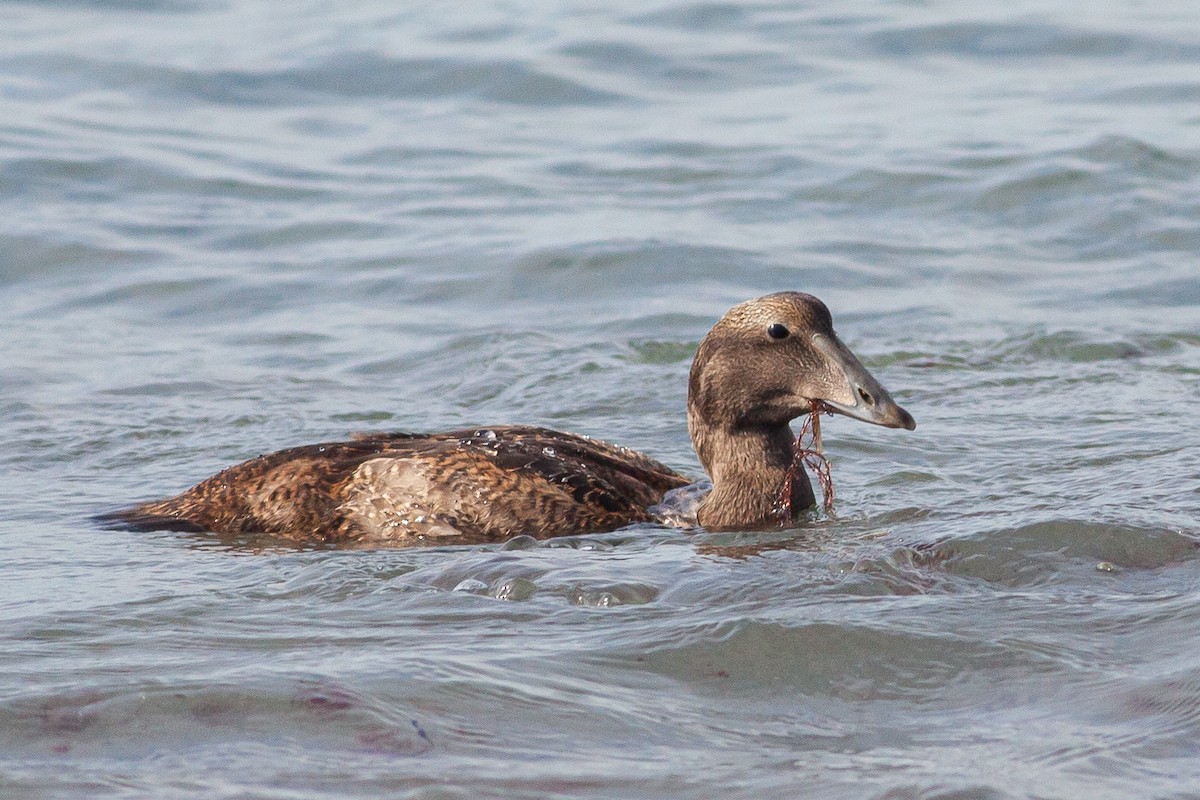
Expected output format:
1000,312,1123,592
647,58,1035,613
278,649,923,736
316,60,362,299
107,425,690,544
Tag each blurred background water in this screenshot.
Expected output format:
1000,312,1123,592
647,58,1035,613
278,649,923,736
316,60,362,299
2,1,1200,798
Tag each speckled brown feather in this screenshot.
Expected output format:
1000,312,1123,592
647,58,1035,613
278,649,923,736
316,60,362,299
111,426,690,544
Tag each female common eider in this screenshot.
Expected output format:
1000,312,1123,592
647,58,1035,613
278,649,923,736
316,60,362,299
109,292,914,544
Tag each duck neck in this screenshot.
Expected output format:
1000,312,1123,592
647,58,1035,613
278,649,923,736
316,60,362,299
688,411,815,530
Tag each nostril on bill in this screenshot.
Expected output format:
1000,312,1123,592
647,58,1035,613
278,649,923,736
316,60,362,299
857,386,874,406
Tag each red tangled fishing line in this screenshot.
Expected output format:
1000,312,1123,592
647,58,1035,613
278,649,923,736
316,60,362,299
774,400,836,519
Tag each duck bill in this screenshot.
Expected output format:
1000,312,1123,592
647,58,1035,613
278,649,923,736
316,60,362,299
810,333,916,431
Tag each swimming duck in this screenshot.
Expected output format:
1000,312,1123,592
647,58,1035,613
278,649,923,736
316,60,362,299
109,292,914,544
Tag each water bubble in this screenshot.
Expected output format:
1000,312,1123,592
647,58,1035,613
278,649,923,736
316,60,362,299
500,534,539,551
490,577,537,601
570,589,620,607
452,578,488,594
569,583,657,606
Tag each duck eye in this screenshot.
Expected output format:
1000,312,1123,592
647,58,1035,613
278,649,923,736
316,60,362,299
767,323,790,340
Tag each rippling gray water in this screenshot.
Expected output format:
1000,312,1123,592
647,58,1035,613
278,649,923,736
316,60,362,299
3,1,1200,798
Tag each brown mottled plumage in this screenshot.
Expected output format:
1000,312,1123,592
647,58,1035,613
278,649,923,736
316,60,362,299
106,293,915,545
112,427,686,545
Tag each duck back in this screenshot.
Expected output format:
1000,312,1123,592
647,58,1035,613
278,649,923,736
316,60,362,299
108,426,690,544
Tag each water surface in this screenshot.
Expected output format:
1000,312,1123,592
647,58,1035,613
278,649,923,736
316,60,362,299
2,1,1200,798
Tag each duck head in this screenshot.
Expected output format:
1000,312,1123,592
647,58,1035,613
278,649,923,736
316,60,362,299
687,292,914,528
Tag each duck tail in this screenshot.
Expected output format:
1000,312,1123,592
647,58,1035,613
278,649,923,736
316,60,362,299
93,500,205,532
